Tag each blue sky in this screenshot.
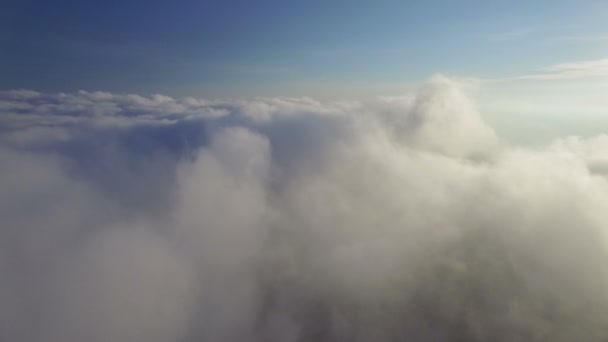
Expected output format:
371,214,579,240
1,0,608,97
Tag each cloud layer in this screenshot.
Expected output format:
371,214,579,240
2,76,608,341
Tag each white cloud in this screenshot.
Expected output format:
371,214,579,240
1,76,608,341
558,33,608,43
516,58,608,80
484,28,535,42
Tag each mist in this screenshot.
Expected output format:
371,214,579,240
2,75,608,341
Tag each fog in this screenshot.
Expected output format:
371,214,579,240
1,75,608,341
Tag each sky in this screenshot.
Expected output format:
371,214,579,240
4,2,608,341
2,0,608,98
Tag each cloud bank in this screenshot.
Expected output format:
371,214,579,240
2,75,608,341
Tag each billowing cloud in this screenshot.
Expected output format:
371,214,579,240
1,76,608,341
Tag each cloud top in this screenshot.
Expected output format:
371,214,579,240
1,76,608,341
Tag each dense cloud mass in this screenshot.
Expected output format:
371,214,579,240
2,75,608,341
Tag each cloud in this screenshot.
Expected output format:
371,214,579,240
515,58,608,80
1,76,608,341
558,33,608,43
484,28,535,42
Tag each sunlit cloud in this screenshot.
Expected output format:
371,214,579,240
2,76,608,340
